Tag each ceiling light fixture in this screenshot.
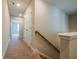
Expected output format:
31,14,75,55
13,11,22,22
17,3,20,7
19,14,22,16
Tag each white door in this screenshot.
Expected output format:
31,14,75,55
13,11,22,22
24,11,32,45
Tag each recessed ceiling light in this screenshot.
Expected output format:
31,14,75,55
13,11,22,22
19,14,22,16
17,3,20,7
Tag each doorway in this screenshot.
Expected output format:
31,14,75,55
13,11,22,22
11,20,19,40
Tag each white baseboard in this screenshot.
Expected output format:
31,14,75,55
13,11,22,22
3,38,10,59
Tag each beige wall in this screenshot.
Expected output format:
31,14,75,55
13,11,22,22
35,0,68,33
34,0,68,50
69,13,77,32
2,0,10,57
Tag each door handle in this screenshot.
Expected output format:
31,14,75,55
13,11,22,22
26,29,28,31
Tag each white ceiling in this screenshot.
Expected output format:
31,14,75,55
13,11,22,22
43,0,77,14
8,0,77,16
8,0,32,17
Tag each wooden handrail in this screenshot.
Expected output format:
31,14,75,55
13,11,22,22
35,31,60,53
